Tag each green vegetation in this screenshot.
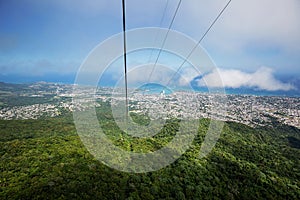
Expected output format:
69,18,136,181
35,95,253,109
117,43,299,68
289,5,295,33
0,104,300,199
129,112,151,126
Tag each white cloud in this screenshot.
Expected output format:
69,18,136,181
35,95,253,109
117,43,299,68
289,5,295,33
172,0,300,73
113,64,174,87
198,67,295,91
178,67,201,86
178,0,300,51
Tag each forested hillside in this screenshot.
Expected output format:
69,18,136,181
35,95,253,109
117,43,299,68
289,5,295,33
0,109,299,199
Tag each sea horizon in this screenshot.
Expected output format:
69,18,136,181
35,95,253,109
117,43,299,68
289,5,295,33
1,80,299,98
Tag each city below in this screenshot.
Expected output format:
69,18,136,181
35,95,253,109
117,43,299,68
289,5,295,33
0,82,299,129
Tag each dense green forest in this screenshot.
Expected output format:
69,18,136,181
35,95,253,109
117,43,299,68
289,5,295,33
0,104,300,199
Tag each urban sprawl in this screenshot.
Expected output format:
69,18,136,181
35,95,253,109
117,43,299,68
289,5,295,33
0,83,299,129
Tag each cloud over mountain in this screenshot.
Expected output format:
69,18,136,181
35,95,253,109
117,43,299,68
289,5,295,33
197,67,295,91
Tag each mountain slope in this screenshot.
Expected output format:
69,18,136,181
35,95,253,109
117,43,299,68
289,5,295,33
0,115,299,199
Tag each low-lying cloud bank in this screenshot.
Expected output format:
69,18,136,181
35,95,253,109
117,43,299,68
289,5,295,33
197,67,295,91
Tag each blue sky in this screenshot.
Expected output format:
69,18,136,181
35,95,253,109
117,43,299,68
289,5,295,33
0,0,299,92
